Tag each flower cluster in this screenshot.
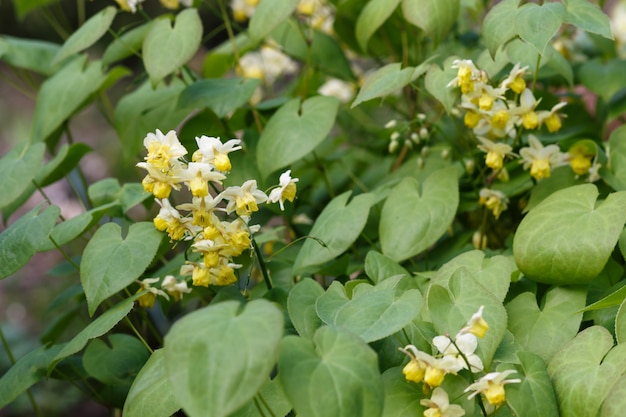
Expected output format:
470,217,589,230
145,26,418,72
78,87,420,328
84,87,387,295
400,306,521,415
137,129,298,297
232,0,335,34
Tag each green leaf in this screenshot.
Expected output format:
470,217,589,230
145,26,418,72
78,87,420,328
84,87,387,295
120,183,152,214
37,143,92,187
0,344,65,408
355,0,402,52
316,277,422,343
0,35,61,75
293,191,375,274
380,367,425,417
582,283,626,312
0,204,60,279
249,0,298,44
278,326,384,417
164,300,283,417
364,250,410,285
351,60,432,108
114,79,189,161
143,9,203,85
287,278,325,339
0,142,45,211
504,351,559,417
11,0,59,19
482,0,520,58
427,268,507,368
505,38,544,71
579,58,626,102
177,78,261,118
602,125,626,191
506,286,586,362
49,296,137,372
83,333,150,386
256,95,339,178
123,349,181,417
515,2,566,55
88,178,121,207
80,222,163,316
513,184,626,284
31,56,110,143
524,166,584,213
103,22,154,67
228,378,292,417
548,326,626,417
563,0,613,39
53,6,117,65
402,0,460,45
424,57,461,113
616,298,626,344
380,167,459,262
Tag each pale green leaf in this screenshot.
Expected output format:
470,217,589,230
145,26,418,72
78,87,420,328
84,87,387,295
424,57,460,113
513,185,626,284
482,0,520,58
380,167,459,262
364,250,410,285
602,125,626,191
228,378,292,417
103,22,154,67
0,204,60,280
38,143,92,187
402,0,460,45
164,300,283,417
506,286,587,362
123,349,181,417
80,222,163,315
256,95,339,179
0,142,45,211
293,191,374,274
380,367,425,417
563,0,613,39
287,278,325,339
579,58,626,102
278,326,384,417
355,0,402,52
615,297,626,344
53,6,117,64
143,9,203,85
83,333,150,385
249,0,298,44
316,276,422,343
0,35,61,75
515,2,566,55
177,78,261,118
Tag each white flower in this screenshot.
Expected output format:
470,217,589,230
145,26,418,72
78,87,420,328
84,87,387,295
268,170,299,211
420,387,466,417
161,275,192,301
433,333,484,372
260,46,298,85
519,135,568,180
180,162,226,197
318,78,354,103
194,136,242,172
465,370,521,407
459,305,489,338
220,180,268,216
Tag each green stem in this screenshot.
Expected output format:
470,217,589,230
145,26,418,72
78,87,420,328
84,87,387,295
124,317,154,354
257,392,277,417
217,0,241,62
77,0,85,26
252,238,273,290
450,338,488,417
531,53,541,92
313,151,335,198
253,396,269,417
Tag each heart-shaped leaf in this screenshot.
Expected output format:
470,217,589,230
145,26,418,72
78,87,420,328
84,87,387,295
0,35,61,75
103,21,154,66
506,286,586,362
380,167,459,262
249,0,298,44
513,184,626,284
256,95,339,178
278,326,384,417
364,250,410,285
80,222,163,315
563,0,613,39
83,333,150,386
579,58,626,103
316,276,422,343
123,349,181,417
424,57,461,113
402,0,460,45
143,9,203,85
548,326,626,417
0,142,45,211
164,300,283,417
515,2,565,55
287,278,325,339
602,126,626,191
380,367,425,416
177,78,261,118
482,0,520,58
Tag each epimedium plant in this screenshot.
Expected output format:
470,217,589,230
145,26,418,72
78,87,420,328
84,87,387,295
2,0,626,416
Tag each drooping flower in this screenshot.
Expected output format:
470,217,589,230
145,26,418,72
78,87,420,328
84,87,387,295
220,180,269,217
135,278,169,308
433,333,484,372
399,345,461,388
479,189,509,220
465,370,522,407
512,89,542,130
537,101,567,133
499,63,529,94
193,136,242,172
180,162,226,198
459,305,489,338
476,138,514,170
268,170,299,210
420,387,466,417
519,135,568,180
142,129,187,171
161,275,192,301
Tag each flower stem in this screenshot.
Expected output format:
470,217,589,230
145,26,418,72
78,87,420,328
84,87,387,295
253,238,273,290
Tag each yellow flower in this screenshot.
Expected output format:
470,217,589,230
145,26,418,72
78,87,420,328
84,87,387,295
402,358,426,383
135,278,169,308
420,388,466,417
160,0,179,9
499,63,529,94
268,170,299,210
464,110,481,128
459,305,489,338
465,370,521,407
477,138,514,170
479,189,509,220
161,275,192,302
537,101,567,133
519,135,567,180
220,180,269,217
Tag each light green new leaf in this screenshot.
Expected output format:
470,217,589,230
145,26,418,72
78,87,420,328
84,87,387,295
293,191,374,274
164,300,283,417
287,278,325,339
364,250,410,285
602,125,626,191
0,344,65,409
0,142,45,211
380,167,459,262
53,6,117,65
120,183,151,213
504,351,559,417
83,333,150,386
427,268,507,369
355,0,402,52
123,349,181,417
31,56,109,143
579,58,626,102
256,95,339,178
80,222,163,316
381,367,425,417
316,276,422,343
402,0,460,45
249,0,298,44
548,326,626,417
506,286,586,362
177,78,261,118
103,22,154,67
515,2,566,55
143,9,203,85
563,0,613,39
513,184,626,284
482,0,520,58
278,326,384,417
0,204,60,280
0,35,61,75
49,296,137,373
424,58,460,113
